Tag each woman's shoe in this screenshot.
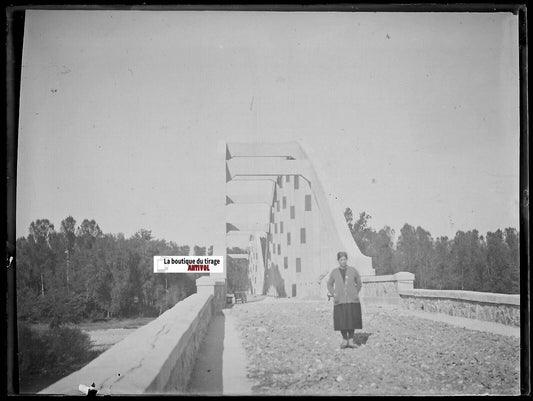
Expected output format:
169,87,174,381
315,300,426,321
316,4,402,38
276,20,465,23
347,339,358,348
340,339,348,349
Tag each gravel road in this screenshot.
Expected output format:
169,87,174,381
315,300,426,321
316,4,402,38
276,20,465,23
230,299,520,396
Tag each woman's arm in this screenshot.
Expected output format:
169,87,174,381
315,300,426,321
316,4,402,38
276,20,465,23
327,270,335,296
354,268,362,292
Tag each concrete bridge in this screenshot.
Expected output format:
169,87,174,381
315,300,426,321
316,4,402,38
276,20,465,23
39,141,520,395
38,280,520,395
226,141,375,300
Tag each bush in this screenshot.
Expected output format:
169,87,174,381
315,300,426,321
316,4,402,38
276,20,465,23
18,322,99,379
17,286,89,326
136,304,158,318
44,325,97,374
87,309,107,322
43,291,86,327
17,323,48,376
16,288,46,323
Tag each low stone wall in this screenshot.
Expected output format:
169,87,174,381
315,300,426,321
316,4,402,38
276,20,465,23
399,289,520,326
197,276,226,313
39,292,214,395
360,272,415,305
316,271,415,303
360,280,400,304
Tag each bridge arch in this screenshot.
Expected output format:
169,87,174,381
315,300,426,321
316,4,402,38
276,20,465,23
225,141,374,300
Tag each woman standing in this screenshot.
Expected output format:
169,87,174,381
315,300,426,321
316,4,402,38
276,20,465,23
327,251,363,349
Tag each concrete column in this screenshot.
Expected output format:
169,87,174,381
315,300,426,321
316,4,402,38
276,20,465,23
393,272,415,292
196,276,227,313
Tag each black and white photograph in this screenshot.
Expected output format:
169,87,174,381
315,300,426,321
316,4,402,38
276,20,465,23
5,5,528,397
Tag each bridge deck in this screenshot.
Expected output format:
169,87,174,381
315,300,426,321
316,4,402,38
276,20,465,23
190,297,519,396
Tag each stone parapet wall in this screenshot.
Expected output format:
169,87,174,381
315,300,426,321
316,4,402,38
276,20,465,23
399,289,520,327
197,276,226,313
360,280,400,304
359,272,416,305
314,271,415,303
39,292,214,395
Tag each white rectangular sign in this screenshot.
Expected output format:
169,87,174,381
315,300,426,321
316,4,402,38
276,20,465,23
153,255,224,273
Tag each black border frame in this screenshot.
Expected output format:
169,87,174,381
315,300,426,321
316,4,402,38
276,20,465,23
4,2,529,397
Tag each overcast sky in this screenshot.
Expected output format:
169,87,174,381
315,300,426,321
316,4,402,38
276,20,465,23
17,10,520,247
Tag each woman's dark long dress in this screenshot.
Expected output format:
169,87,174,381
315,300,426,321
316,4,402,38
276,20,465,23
333,268,362,330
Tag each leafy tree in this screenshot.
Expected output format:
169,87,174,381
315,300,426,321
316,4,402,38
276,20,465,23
450,231,468,290
394,224,435,288
432,236,452,290
343,210,519,294
28,219,56,296
485,229,519,294
60,216,77,253
504,228,520,293
133,228,153,241
414,227,435,289
372,227,395,275
485,230,508,292
16,216,198,324
344,208,377,256
193,245,207,256
464,230,485,292
29,219,56,244
396,224,417,275
76,219,103,249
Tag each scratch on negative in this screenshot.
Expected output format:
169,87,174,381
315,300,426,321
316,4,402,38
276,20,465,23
103,323,168,393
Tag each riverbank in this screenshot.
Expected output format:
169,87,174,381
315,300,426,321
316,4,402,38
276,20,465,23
19,317,155,393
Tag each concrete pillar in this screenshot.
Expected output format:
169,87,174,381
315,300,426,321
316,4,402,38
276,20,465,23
196,276,227,313
393,272,415,292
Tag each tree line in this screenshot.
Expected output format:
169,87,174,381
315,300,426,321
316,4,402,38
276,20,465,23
16,217,212,326
345,208,520,294
15,210,519,328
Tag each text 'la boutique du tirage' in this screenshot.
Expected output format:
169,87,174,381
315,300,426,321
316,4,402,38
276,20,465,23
153,256,224,273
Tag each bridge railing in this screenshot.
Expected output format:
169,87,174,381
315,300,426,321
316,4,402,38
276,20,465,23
356,272,519,327
39,277,226,395
399,288,520,326
358,271,415,305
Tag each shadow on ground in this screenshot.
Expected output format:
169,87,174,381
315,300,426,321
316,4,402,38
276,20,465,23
353,332,372,346
187,312,225,394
